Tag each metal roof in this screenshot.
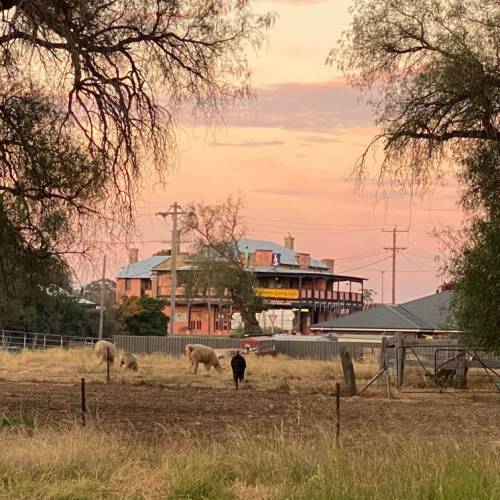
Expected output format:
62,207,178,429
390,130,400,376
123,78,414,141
311,291,454,332
400,291,453,330
250,266,365,282
239,238,328,269
117,256,169,279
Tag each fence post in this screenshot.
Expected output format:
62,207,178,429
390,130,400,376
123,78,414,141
43,335,47,350
395,334,405,388
379,337,387,371
1,330,4,348
23,333,26,349
80,378,86,427
106,347,111,383
60,336,64,348
340,348,357,396
335,382,341,446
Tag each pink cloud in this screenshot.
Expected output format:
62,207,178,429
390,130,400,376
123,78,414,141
220,79,374,132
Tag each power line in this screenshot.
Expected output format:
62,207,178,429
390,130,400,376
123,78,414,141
246,215,435,229
334,250,387,262
336,255,392,273
400,253,439,271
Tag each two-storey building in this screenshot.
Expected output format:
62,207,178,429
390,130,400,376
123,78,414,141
116,235,365,335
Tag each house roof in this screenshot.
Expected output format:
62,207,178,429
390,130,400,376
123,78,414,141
239,238,328,269
117,256,169,279
250,266,365,282
311,291,454,332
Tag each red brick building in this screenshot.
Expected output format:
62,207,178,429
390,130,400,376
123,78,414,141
116,236,365,335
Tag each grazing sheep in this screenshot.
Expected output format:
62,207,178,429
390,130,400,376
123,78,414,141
118,352,138,371
185,344,223,375
94,340,116,365
231,351,246,390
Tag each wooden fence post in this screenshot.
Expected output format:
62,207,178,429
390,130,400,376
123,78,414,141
80,378,86,427
106,347,111,383
395,333,405,389
335,382,341,446
379,337,387,370
340,348,357,396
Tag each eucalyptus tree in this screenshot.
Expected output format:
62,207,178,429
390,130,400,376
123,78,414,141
335,0,500,347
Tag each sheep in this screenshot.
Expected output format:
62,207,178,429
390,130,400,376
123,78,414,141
94,340,116,365
185,344,224,375
117,352,138,371
231,351,247,390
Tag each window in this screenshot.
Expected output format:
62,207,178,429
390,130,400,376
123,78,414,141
125,279,131,291
190,312,202,331
144,280,152,291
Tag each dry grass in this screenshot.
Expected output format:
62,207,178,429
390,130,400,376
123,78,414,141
0,347,494,393
0,347,379,392
0,424,498,499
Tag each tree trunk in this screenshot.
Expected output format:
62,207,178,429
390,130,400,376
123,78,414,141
207,298,212,335
239,306,261,335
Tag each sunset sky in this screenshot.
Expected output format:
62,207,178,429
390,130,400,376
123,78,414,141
107,0,463,303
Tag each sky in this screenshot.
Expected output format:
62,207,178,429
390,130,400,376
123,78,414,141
100,0,464,304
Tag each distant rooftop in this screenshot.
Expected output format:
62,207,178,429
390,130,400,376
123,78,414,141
117,237,361,280
117,255,169,279
239,238,328,269
311,290,455,332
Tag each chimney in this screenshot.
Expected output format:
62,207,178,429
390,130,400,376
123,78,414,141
128,248,139,265
284,233,294,250
321,259,335,273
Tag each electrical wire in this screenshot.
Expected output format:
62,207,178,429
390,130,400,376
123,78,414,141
400,253,439,271
336,255,392,273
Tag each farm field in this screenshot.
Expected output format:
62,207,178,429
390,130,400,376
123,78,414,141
0,348,498,499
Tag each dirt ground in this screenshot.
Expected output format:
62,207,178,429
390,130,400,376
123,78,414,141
1,379,498,442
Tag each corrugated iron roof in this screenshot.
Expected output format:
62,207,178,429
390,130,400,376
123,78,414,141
311,291,454,332
117,256,169,279
250,266,365,281
239,238,328,269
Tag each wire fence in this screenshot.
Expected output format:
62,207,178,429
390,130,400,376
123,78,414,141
0,330,96,351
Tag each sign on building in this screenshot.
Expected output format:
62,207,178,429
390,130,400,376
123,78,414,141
255,288,299,300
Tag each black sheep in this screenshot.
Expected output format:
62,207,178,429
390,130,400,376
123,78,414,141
231,351,246,390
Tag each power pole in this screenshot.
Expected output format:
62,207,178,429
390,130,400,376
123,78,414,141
157,202,183,336
98,256,106,340
380,270,385,304
382,226,408,304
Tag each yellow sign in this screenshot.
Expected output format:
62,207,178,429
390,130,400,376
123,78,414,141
256,288,299,300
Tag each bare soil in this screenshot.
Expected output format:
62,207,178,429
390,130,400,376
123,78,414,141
1,380,498,442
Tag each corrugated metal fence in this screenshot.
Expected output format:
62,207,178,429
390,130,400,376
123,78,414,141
113,335,240,356
113,335,381,361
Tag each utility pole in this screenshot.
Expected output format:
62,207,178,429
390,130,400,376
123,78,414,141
157,202,183,336
382,226,408,304
380,270,385,304
98,256,106,340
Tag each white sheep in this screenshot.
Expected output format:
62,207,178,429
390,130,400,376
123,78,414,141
94,340,117,365
185,344,224,375
117,352,138,371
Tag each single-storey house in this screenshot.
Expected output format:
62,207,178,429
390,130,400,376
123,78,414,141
310,290,459,340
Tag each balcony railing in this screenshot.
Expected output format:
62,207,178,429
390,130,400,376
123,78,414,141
300,289,362,302
157,286,363,303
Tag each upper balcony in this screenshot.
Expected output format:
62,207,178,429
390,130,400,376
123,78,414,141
255,287,363,303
